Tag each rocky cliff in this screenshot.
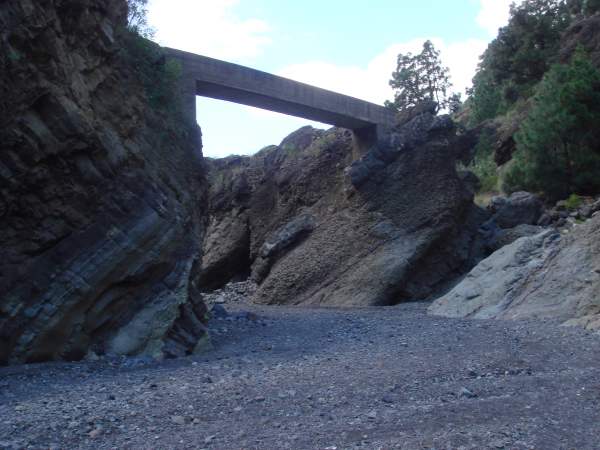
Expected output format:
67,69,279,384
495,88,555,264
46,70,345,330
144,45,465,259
201,108,489,307
0,0,209,364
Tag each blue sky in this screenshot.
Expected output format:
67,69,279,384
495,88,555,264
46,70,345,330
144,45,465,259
148,0,518,157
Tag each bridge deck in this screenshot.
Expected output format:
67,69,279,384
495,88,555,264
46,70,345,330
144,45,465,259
165,48,396,131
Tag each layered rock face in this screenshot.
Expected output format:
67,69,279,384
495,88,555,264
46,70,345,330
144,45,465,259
202,112,488,307
0,0,208,364
429,214,600,330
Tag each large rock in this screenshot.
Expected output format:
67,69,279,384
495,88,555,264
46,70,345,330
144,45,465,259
488,191,543,229
201,114,488,306
429,214,600,330
0,0,209,364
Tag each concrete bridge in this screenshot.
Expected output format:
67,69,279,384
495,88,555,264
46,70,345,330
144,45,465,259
165,48,396,151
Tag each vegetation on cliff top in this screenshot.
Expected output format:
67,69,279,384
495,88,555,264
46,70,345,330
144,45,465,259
504,48,600,199
386,40,456,113
462,0,600,201
122,0,195,142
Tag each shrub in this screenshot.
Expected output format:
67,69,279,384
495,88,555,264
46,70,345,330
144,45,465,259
469,131,499,193
564,193,583,209
122,32,182,112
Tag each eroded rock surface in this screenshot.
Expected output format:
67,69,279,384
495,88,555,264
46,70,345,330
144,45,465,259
0,0,208,364
430,214,600,330
202,113,488,306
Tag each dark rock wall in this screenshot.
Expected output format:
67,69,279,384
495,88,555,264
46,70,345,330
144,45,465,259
0,0,209,364
202,118,488,307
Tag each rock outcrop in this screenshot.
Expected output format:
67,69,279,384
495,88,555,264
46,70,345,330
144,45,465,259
0,0,209,364
201,112,488,306
560,13,600,68
487,191,543,229
429,213,600,330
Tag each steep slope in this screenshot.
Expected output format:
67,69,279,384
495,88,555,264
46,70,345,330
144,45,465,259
201,110,488,307
0,0,209,364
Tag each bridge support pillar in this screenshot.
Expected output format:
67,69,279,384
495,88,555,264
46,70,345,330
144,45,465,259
175,71,204,156
352,125,392,158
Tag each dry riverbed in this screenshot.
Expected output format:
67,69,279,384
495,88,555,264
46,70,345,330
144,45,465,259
1,301,600,450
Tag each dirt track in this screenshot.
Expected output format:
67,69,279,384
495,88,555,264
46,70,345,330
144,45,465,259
1,301,600,450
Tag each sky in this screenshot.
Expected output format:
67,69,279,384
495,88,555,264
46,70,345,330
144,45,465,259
147,0,521,157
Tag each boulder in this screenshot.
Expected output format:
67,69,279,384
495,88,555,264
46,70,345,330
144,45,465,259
430,214,600,331
394,100,438,126
486,224,545,252
488,191,543,229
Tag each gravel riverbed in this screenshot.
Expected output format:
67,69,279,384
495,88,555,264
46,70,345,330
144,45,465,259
1,301,599,450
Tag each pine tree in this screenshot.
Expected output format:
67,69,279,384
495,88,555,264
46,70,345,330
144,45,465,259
386,40,452,112
127,0,155,38
504,48,600,199
468,0,574,118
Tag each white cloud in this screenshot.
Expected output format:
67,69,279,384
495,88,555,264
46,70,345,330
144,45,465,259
146,0,522,157
274,0,525,106
148,0,271,62
276,38,487,105
476,0,524,36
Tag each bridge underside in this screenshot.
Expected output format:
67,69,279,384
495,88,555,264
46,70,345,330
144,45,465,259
165,48,396,152
195,80,376,130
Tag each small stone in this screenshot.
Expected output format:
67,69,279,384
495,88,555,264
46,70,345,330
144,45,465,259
459,387,478,399
171,415,188,425
381,395,395,404
88,427,103,438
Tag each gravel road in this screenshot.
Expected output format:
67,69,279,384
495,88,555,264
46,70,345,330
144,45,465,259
1,301,600,450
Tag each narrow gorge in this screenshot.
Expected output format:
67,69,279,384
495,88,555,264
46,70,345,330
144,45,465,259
1,1,600,449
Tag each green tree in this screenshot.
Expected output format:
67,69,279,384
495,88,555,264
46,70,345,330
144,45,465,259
567,0,600,15
467,69,503,123
127,0,155,38
468,0,574,121
386,40,452,112
503,48,600,199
